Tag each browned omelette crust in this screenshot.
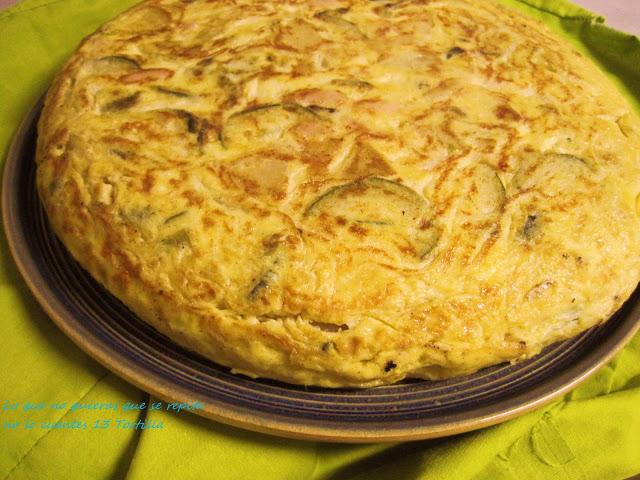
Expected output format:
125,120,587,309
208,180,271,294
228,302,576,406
37,0,640,387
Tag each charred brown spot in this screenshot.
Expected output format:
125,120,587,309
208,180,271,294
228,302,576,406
233,175,260,197
192,282,218,301
384,360,397,372
419,218,432,230
495,105,521,121
182,190,204,207
142,172,155,193
348,223,368,236
202,217,215,229
399,244,417,256
262,232,289,253
425,342,448,352
299,139,341,175
115,248,142,277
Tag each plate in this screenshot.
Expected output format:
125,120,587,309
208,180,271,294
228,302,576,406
4,98,640,442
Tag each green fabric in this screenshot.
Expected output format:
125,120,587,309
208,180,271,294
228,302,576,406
1,0,639,478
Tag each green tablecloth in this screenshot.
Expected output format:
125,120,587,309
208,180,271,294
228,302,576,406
1,1,640,478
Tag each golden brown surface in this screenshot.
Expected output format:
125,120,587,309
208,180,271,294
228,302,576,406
36,0,640,387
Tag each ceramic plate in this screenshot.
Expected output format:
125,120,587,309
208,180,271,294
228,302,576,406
4,99,640,442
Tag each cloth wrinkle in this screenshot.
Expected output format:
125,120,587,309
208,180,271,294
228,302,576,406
528,413,575,467
0,0,75,21
120,393,151,480
307,443,321,480
2,371,111,480
511,0,602,21
492,401,563,463
485,402,586,480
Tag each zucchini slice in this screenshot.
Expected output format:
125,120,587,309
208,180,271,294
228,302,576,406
88,56,140,76
219,103,317,148
331,78,374,90
509,152,591,196
101,92,141,113
247,269,277,300
163,211,188,224
304,177,440,259
153,86,192,98
160,229,191,248
305,177,424,216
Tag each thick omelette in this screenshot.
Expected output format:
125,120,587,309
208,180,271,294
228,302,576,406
36,0,640,387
